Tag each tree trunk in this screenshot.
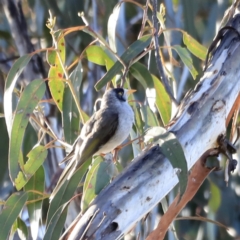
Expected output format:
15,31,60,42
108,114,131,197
62,4,240,240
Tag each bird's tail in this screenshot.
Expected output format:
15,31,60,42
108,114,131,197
49,157,77,201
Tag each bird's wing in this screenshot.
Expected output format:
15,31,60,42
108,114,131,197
59,136,83,165
76,108,119,166
50,108,119,200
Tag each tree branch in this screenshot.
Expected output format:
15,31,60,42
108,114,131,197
146,148,218,240
62,10,240,240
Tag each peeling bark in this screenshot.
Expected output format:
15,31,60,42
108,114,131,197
62,8,240,240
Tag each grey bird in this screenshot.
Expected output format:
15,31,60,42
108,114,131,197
50,88,135,200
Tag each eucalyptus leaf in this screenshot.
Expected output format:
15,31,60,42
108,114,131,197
44,204,68,240
81,156,111,213
4,54,32,135
17,217,29,240
183,32,207,61
62,62,82,144
108,4,121,53
25,166,45,240
0,192,28,240
144,127,188,198
15,146,47,190
95,35,152,90
46,158,91,226
209,181,221,213
85,45,115,68
140,105,159,129
8,79,46,183
173,45,198,79
130,62,154,89
48,32,66,111
152,74,171,125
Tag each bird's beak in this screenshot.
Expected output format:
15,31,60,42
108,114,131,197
126,89,136,95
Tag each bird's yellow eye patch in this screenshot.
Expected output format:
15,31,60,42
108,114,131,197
118,91,123,96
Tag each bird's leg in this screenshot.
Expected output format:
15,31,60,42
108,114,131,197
112,147,120,163
112,136,143,163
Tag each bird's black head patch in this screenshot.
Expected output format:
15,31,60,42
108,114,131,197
114,88,126,101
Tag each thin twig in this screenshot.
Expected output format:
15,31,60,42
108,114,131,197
138,0,150,39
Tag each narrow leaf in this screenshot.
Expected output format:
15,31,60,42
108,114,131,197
183,32,207,61
108,4,121,53
44,205,68,240
209,181,221,213
48,32,66,111
46,158,91,226
152,75,171,125
144,128,188,198
85,45,115,67
25,166,45,240
48,69,65,111
4,54,32,135
15,146,47,190
173,45,198,79
17,217,29,240
95,35,152,90
81,156,111,212
57,33,66,64
133,105,144,135
62,62,82,144
47,50,57,66
160,132,188,198
130,62,154,89
9,79,46,183
140,105,159,128
0,192,28,240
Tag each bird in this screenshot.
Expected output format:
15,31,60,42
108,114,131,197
50,88,135,200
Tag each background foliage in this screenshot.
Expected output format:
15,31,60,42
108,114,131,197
0,0,239,239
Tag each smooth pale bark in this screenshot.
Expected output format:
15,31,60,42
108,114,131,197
63,12,240,240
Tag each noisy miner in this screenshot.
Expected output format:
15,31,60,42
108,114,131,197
50,88,135,200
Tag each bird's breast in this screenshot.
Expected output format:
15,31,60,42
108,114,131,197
99,103,134,154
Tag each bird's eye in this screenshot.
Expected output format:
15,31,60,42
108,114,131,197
118,91,123,96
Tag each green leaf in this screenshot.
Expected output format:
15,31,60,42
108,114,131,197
46,158,91,226
144,127,188,198
107,4,121,53
48,69,65,112
130,62,154,89
0,192,28,240
17,217,29,240
57,33,66,64
133,105,144,135
152,75,171,125
48,32,66,112
44,205,68,240
10,218,18,239
95,35,152,90
85,45,115,67
4,54,32,135
9,79,46,183
158,132,188,198
173,45,198,79
47,49,57,66
15,146,47,190
62,62,82,144
183,32,207,61
25,166,45,240
209,181,221,213
81,156,111,213
140,105,159,128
